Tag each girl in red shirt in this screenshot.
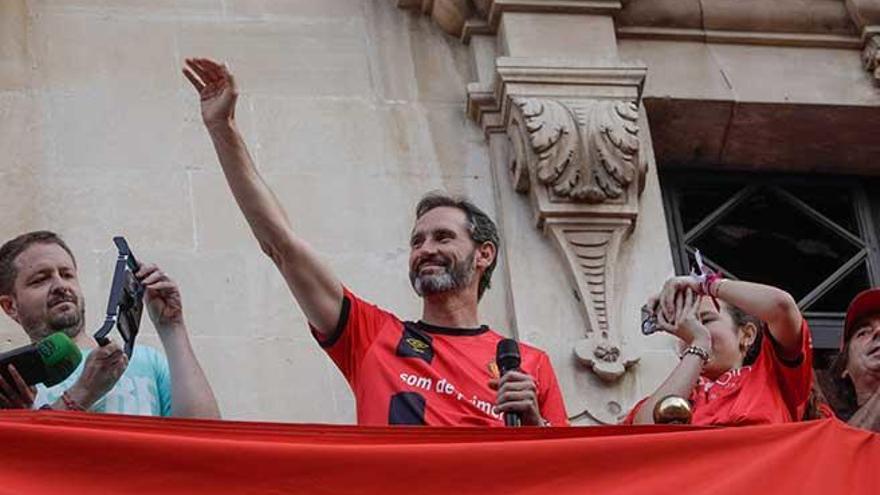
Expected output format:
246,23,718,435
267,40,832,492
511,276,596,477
625,277,812,426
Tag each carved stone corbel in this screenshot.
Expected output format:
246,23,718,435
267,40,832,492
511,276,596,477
506,97,645,384
394,0,622,41
863,34,880,85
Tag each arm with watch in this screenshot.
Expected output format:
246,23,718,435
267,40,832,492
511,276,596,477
633,289,710,425
656,274,803,361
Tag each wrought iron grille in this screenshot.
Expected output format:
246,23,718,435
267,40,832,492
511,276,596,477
661,172,880,359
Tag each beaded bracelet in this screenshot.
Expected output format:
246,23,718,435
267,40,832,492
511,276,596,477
680,345,710,364
61,390,86,411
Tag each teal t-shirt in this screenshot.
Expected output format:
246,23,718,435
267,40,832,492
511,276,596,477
34,345,172,417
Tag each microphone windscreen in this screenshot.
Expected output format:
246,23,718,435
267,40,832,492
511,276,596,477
496,338,521,371
37,332,83,387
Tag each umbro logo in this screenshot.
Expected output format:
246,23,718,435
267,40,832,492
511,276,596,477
397,325,434,364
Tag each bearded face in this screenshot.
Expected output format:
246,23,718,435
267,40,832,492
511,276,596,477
409,249,476,297
2,243,86,342
408,206,485,299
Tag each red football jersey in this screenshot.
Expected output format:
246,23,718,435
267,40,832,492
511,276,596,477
623,319,813,426
313,288,569,427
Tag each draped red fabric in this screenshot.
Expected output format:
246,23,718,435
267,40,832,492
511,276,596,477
0,411,876,494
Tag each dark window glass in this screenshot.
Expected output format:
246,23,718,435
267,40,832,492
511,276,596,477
807,264,871,313
662,173,880,353
691,188,861,302
678,183,743,233
781,185,860,236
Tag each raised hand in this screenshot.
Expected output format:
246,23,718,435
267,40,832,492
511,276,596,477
658,275,702,323
136,263,185,332
657,289,711,350
183,57,238,128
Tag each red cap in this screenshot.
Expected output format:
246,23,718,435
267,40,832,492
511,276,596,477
843,288,880,344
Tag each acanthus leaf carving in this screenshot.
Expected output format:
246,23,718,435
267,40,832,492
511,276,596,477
863,34,880,85
574,333,640,384
507,96,645,392
513,98,645,204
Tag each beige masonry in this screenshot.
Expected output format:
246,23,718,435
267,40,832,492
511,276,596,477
1,0,878,424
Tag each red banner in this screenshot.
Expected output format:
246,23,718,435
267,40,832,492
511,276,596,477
0,411,876,494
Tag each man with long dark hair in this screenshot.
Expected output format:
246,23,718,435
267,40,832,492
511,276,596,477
819,289,880,432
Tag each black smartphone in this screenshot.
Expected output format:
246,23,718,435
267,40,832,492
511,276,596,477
93,237,144,357
641,304,659,335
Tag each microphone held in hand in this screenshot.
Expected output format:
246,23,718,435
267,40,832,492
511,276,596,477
495,338,522,427
0,332,82,387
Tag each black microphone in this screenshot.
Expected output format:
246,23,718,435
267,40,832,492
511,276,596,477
495,338,522,427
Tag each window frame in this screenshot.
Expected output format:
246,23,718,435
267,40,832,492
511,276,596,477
660,170,880,350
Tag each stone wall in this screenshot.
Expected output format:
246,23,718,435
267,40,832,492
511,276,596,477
12,0,868,426
0,0,517,423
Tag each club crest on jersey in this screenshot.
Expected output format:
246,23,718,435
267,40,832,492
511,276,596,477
487,362,500,379
397,324,434,364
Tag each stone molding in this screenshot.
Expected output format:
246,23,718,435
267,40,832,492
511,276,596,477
482,58,646,396
615,26,861,49
846,0,880,30
398,0,874,50
864,33,880,84
506,95,645,387
394,0,622,41
619,0,856,35
467,57,647,135
847,1,880,83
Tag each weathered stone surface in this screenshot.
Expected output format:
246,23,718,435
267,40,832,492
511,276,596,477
44,91,187,171
191,335,344,422
500,13,618,59
31,13,180,94
618,40,734,101
30,0,224,16
0,0,31,91
616,0,703,29
642,98,734,167
226,0,364,19
176,19,374,98
708,44,878,105
721,102,880,174
624,37,880,173
619,0,856,34
701,0,855,34
5,0,875,427
846,0,880,28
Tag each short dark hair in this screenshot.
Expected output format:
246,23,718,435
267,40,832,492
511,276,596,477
725,303,765,366
415,193,500,300
0,231,76,296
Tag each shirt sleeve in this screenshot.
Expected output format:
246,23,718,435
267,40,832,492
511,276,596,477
310,286,396,386
153,348,173,417
765,318,813,419
620,397,649,425
535,352,570,426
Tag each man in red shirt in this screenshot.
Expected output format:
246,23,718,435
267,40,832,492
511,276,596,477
817,289,880,432
183,58,568,426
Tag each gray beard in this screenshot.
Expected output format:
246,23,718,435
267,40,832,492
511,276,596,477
410,252,475,297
